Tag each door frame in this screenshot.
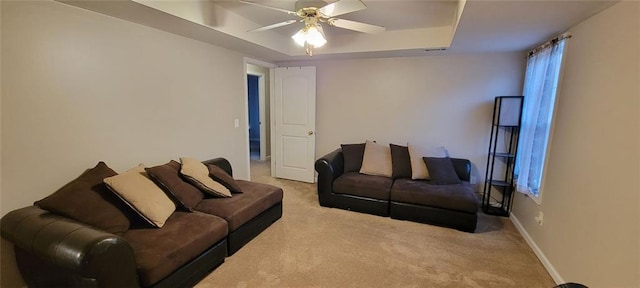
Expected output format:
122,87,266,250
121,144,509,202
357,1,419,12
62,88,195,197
243,58,276,179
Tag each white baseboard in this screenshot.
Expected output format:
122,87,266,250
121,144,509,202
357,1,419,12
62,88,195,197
510,214,564,285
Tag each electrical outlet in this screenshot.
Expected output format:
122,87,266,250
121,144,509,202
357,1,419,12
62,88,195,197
534,211,544,226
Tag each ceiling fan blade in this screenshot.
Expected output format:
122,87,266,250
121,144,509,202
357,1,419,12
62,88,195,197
328,18,385,34
238,0,298,16
249,20,298,32
319,0,366,17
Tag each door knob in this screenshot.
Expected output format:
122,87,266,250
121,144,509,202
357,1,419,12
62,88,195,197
308,131,314,136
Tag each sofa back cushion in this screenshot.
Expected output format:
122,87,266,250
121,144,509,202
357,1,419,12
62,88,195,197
180,157,232,198
146,160,204,211
360,140,393,177
423,157,463,185
408,143,448,180
340,143,365,173
390,144,412,179
104,165,176,228
207,164,243,193
35,161,131,235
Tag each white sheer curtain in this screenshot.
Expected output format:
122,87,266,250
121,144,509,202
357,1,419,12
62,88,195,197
515,38,567,196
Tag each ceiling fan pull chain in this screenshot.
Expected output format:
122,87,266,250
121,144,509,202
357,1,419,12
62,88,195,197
305,43,313,56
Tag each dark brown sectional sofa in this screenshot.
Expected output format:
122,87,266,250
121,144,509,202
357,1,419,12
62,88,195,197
1,158,282,288
315,146,479,232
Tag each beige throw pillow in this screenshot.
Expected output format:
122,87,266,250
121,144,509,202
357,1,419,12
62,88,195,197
180,157,232,198
103,164,176,228
408,143,448,180
359,140,393,177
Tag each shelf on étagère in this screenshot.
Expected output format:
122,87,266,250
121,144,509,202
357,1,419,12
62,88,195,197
489,152,515,158
488,180,511,187
483,205,510,217
493,124,520,128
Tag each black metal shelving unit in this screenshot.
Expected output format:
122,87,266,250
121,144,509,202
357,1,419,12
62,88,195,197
482,96,524,216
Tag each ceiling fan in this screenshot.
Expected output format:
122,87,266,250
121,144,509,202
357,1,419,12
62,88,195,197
239,0,386,56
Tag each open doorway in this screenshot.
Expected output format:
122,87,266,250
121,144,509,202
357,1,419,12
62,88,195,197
246,62,273,180
247,74,261,160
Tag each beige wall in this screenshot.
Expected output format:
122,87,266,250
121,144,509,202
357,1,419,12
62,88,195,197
511,2,640,287
7,2,637,288
281,53,526,184
1,0,250,215
0,1,11,287
1,1,250,285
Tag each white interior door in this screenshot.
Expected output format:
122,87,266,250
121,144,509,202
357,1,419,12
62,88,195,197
273,66,316,183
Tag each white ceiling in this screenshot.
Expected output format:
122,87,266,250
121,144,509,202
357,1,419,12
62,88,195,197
60,0,617,63
212,0,458,37
451,0,617,53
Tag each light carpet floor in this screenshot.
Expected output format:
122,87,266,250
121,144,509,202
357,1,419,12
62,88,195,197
195,160,555,288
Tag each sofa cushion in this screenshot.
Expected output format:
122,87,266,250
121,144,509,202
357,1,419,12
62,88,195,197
408,143,448,180
122,211,228,287
146,160,204,211
207,164,243,193
34,161,131,235
194,180,283,231
333,172,393,201
423,157,462,185
390,144,412,179
180,157,232,198
359,140,393,177
341,143,365,173
390,179,478,213
104,165,176,228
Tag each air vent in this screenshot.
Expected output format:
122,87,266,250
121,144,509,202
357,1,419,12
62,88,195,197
424,48,447,52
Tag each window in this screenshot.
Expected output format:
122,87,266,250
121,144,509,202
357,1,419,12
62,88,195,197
515,36,569,199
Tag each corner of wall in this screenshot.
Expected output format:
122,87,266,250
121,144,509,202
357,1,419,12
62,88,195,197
509,214,562,284
1,0,3,203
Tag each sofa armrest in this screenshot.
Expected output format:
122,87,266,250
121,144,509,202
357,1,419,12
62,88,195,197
450,158,471,182
1,206,139,288
203,158,233,177
314,149,344,207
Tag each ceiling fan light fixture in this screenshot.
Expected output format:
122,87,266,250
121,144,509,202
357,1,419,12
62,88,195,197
291,23,327,49
292,29,308,47
306,24,327,47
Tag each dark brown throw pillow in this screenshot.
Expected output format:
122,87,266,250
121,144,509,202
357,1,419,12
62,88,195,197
341,143,366,173
390,144,412,179
145,160,204,211
207,164,243,193
34,161,131,235
423,157,463,185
